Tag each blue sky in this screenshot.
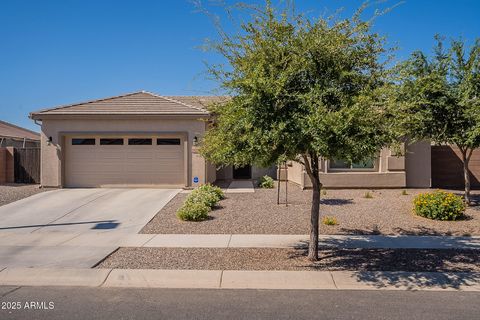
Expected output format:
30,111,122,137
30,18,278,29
0,0,478,131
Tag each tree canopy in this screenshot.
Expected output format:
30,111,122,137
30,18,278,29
395,36,480,202
200,1,397,260
201,2,395,170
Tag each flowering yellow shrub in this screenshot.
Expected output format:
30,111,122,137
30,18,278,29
322,216,338,226
413,190,465,221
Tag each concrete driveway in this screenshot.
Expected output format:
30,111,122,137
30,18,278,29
0,188,179,234
0,188,180,268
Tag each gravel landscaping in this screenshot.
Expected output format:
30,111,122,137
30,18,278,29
141,183,480,236
0,184,45,207
97,247,480,272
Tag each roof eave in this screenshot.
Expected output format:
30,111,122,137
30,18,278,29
0,134,40,141
29,113,211,120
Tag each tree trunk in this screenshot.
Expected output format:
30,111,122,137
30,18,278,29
302,154,322,261
308,174,321,261
461,149,473,205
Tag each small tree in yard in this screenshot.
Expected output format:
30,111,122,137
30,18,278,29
396,36,480,204
200,2,395,260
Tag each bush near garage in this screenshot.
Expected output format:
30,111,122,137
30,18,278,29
197,184,225,200
176,184,225,221
413,190,466,221
176,201,210,221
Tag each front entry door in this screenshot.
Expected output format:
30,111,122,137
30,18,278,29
233,165,252,179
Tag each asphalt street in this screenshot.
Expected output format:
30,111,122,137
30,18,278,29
0,286,479,320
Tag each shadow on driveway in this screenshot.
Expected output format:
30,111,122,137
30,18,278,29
0,220,119,231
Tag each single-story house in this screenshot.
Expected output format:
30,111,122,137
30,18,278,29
30,90,432,189
0,120,40,148
279,141,431,189
30,91,272,188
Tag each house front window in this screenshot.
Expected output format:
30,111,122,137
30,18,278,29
329,158,377,171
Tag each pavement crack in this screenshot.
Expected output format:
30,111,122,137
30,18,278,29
30,190,113,233
219,270,224,288
226,234,233,248
141,235,156,247
99,268,115,287
1,286,21,298
56,233,83,245
329,272,338,289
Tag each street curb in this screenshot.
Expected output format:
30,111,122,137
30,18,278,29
0,268,478,291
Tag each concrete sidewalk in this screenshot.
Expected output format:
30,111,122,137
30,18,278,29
0,268,478,291
1,233,479,249
1,233,478,267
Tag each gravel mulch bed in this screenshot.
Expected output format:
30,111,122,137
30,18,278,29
0,184,45,207
97,247,480,272
140,183,480,236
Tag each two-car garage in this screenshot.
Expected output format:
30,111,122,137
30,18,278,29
64,135,185,187
30,91,221,188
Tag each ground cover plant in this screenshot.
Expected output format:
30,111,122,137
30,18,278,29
322,216,338,226
259,175,275,189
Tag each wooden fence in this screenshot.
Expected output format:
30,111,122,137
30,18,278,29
14,148,40,184
431,145,480,188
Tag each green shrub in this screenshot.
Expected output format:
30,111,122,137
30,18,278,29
188,188,220,208
322,216,338,226
198,184,225,200
413,190,466,221
259,175,275,188
176,201,210,221
176,184,225,221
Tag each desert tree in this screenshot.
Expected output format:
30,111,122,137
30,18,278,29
199,1,397,260
396,36,480,204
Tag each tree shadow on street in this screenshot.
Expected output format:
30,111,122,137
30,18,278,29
286,246,479,289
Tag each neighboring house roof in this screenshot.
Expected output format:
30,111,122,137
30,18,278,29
30,91,228,119
0,120,40,141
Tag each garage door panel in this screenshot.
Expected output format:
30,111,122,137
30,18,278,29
65,136,185,187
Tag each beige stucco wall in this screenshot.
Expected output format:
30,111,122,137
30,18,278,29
39,117,208,188
216,165,233,180
405,140,431,188
0,148,6,184
206,161,217,184
284,147,408,188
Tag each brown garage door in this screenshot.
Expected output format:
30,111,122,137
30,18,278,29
431,145,480,188
65,136,184,187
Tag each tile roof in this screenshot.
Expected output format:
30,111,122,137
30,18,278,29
30,91,228,119
165,96,230,110
0,120,40,140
